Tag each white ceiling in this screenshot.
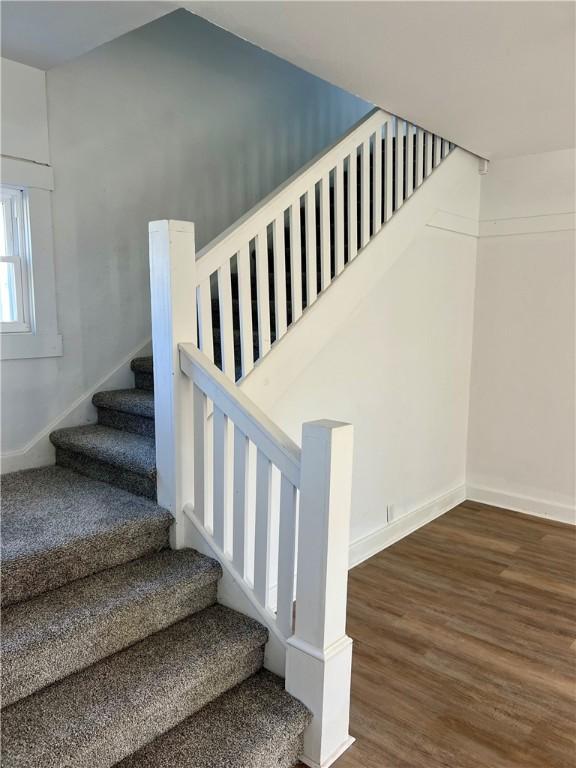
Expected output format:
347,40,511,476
185,1,576,159
1,1,176,70
2,2,574,158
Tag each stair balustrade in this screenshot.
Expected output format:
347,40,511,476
193,108,453,383
148,107,455,767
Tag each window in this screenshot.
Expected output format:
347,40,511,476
1,185,32,332
0,157,62,360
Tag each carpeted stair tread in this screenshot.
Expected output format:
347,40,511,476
50,424,156,477
1,466,171,606
1,605,268,768
93,389,154,419
131,356,153,374
117,670,311,768
2,549,222,707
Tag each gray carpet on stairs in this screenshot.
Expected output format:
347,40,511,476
1,466,171,607
4,354,309,768
131,356,154,390
131,356,153,374
2,549,222,706
1,605,268,768
117,671,312,768
50,424,156,476
93,388,154,418
50,424,157,499
94,388,155,438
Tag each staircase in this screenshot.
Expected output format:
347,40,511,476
2,107,458,768
1,356,310,768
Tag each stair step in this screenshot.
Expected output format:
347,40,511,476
50,424,157,500
93,389,155,438
1,466,171,607
116,670,311,768
1,549,221,707
130,356,153,374
131,357,154,391
1,605,268,768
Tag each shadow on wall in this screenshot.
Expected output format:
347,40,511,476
1,7,371,457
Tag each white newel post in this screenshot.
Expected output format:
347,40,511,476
286,420,355,768
149,220,197,548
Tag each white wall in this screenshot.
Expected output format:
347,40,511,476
467,149,576,521
241,150,481,559
1,57,50,164
1,10,370,459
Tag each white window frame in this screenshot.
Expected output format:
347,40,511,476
0,157,62,360
1,185,33,333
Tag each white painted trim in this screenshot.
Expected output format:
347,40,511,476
427,210,479,238
426,210,575,239
1,180,61,361
466,484,575,525
479,211,575,238
349,484,467,568
0,331,62,360
1,156,54,190
299,736,356,768
180,342,301,487
1,337,151,474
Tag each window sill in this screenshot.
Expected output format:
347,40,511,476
1,332,63,360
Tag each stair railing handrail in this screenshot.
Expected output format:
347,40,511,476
195,106,386,279
149,112,455,767
179,341,301,487
188,106,453,383
150,218,355,767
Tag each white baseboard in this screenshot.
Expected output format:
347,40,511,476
1,338,151,474
348,484,466,568
466,484,575,525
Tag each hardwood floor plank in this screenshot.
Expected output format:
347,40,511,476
298,501,575,767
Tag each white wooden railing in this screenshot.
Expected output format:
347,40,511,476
193,107,453,382
150,219,355,768
148,108,456,767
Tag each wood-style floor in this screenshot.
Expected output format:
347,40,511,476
302,500,576,768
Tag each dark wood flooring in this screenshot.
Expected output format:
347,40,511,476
302,500,576,768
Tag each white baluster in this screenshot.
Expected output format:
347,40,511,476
217,261,234,379
286,420,354,768
237,243,254,377
305,186,318,306
148,220,196,548
276,475,297,637
347,151,358,260
256,226,271,357
193,383,207,526
320,173,331,290
442,137,450,158
395,116,405,210
289,201,303,322
334,159,345,274
197,279,214,363
232,424,249,577
212,404,228,550
406,123,414,198
373,126,382,234
416,127,424,188
434,134,441,167
273,213,288,340
254,448,272,608
361,138,370,247
425,131,434,177
384,121,393,222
